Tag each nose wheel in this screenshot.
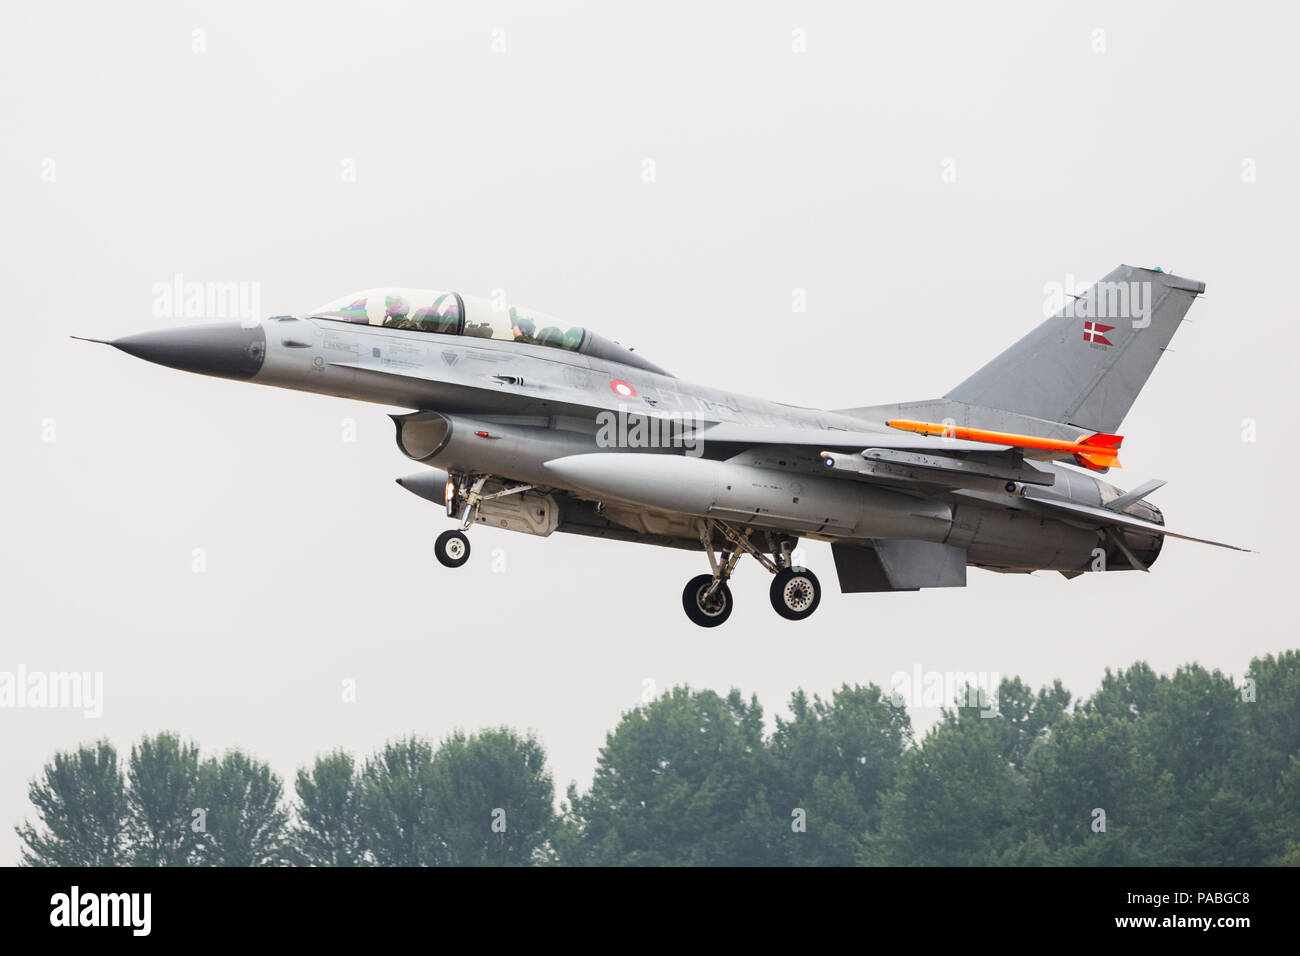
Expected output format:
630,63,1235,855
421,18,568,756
435,529,471,568
770,566,821,620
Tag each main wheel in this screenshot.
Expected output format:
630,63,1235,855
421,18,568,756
682,573,734,628
435,529,471,568
770,566,821,620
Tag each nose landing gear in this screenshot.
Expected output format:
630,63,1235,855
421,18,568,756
433,474,542,569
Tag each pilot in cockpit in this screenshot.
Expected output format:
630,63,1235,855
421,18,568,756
510,313,537,344
382,295,411,329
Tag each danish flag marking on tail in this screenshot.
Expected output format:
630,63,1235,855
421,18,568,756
1083,321,1114,346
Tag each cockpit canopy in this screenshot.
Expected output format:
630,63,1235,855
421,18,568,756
308,287,668,375
312,288,464,334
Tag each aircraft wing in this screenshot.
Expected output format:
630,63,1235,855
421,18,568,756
702,423,1250,552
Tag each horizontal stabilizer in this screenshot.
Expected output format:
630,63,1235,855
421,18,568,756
1104,478,1167,512
956,488,1252,552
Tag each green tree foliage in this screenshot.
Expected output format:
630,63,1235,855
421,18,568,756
427,728,555,866
1018,704,1169,865
559,687,776,865
359,736,439,866
291,751,368,866
357,730,557,866
768,684,911,864
989,677,1071,772
126,732,202,866
16,653,1300,867
193,750,290,866
15,740,127,866
1083,661,1161,720
1244,652,1300,786
862,699,1027,865
865,657,1300,866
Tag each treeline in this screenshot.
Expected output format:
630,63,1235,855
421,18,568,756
16,652,1300,866
17,730,551,866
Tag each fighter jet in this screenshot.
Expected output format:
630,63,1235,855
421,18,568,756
79,265,1247,627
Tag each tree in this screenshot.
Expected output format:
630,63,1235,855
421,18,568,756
291,750,368,866
863,709,1024,866
19,652,1297,868
862,676,1069,866
1014,664,1271,865
561,687,777,865
427,728,555,866
1139,664,1263,865
987,677,1071,772
193,750,290,866
1082,662,1160,721
1242,651,1300,787
16,740,128,866
1017,709,1167,865
768,684,911,865
359,736,440,866
126,732,202,866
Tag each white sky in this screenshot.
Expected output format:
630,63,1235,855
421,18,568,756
2,0,1296,864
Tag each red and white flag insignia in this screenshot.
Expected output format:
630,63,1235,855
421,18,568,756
609,379,637,398
1083,321,1114,346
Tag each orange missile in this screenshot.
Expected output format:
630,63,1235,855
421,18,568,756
885,419,1123,471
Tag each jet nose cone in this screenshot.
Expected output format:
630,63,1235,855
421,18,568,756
111,322,266,380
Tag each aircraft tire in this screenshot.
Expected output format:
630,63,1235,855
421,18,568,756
770,567,821,620
682,574,733,628
435,529,471,568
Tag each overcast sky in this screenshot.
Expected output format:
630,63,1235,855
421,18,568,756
3,0,1296,864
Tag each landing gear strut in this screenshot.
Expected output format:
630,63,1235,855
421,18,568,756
435,474,541,569
433,472,483,569
680,520,822,627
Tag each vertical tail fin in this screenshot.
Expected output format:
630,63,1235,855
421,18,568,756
944,265,1204,433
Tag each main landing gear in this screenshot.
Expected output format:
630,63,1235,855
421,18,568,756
682,574,734,627
681,520,822,628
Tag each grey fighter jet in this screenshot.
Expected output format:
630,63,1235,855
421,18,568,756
79,265,1247,627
